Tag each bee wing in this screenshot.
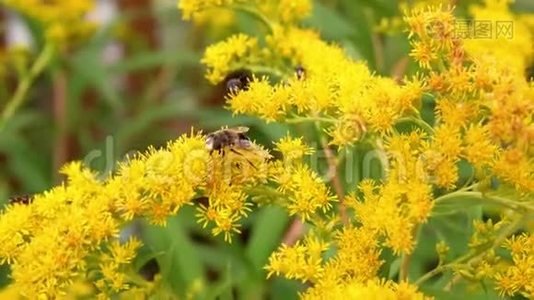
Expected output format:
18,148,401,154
231,126,249,133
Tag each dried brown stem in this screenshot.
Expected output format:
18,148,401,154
281,218,305,246
320,136,348,226
52,70,67,183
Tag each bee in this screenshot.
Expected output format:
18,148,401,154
224,69,252,94
8,194,33,205
205,126,257,169
295,65,305,80
205,126,252,154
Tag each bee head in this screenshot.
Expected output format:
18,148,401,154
295,65,305,80
224,69,252,94
237,133,251,148
205,134,215,150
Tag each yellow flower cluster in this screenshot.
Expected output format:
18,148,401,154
196,142,271,242
349,178,433,254
0,163,118,297
465,0,533,74
202,34,258,83
302,279,431,300
2,0,96,45
179,0,311,24
406,5,534,192
181,1,534,298
96,238,142,293
268,136,336,220
0,132,272,297
495,233,534,298
223,26,424,145
184,1,534,299
267,226,385,295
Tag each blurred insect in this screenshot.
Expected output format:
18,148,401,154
224,69,252,94
8,194,33,205
295,65,306,80
205,126,257,169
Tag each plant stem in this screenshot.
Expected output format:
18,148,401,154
0,43,55,131
230,4,275,33
397,116,434,134
416,214,529,288
443,214,529,291
285,115,337,124
282,218,305,246
312,121,348,225
415,251,474,285
434,191,534,212
399,224,421,282
52,69,68,183
246,65,287,79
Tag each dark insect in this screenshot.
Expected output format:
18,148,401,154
295,65,305,80
206,127,251,154
205,127,257,169
8,194,33,205
224,69,252,94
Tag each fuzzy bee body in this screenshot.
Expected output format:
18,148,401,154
205,127,257,169
8,194,33,205
224,69,252,94
205,127,251,154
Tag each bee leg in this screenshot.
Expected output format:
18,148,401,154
229,149,258,170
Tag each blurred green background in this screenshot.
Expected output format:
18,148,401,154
0,0,533,298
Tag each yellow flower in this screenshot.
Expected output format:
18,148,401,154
493,148,534,192
463,125,498,169
410,40,438,69
272,163,336,221
0,132,216,296
201,34,258,83
178,0,238,20
266,235,329,282
278,0,312,23
495,233,534,298
2,0,96,45
464,0,533,74
435,98,478,128
302,279,432,300
275,135,314,162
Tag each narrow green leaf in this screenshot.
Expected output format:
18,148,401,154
245,206,290,271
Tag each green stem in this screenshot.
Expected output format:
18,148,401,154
285,115,337,124
444,214,529,290
416,213,529,287
246,65,287,79
230,4,275,33
415,251,474,286
0,43,55,131
397,116,434,134
434,191,534,212
399,224,421,282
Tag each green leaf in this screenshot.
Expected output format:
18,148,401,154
432,194,484,216
0,133,50,192
388,257,401,279
305,2,356,40
109,51,199,73
142,216,204,296
245,206,290,271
